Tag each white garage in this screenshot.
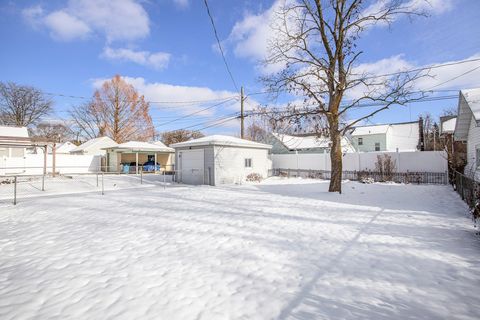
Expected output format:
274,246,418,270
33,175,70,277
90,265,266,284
171,135,272,186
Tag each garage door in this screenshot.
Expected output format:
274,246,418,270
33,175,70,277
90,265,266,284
179,149,204,185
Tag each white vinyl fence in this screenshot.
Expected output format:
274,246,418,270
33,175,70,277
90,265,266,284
0,154,102,175
271,151,448,173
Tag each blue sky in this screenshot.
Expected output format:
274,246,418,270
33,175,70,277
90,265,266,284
1,0,480,135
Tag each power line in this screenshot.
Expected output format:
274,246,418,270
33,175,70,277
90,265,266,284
245,58,480,97
203,0,239,92
172,113,239,131
43,91,239,106
155,97,237,127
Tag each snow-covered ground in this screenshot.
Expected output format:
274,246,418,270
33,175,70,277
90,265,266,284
0,178,478,319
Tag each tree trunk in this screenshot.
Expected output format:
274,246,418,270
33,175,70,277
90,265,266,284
329,130,342,193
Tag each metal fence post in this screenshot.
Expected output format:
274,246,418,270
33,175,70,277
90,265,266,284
101,172,104,195
42,174,45,191
96,173,99,187
163,170,166,190
13,176,17,205
140,167,143,185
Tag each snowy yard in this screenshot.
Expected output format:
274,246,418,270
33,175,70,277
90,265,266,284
0,178,479,319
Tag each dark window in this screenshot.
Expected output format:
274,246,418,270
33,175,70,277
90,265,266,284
245,158,252,168
358,137,363,145
375,143,380,151
476,148,480,168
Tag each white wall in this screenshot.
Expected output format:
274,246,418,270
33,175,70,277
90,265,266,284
386,123,419,151
214,146,271,184
465,117,480,179
0,154,102,175
272,151,448,173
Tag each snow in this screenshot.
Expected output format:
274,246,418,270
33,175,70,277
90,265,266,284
110,141,174,152
351,124,390,136
0,125,29,138
171,135,272,149
441,117,457,134
0,178,479,320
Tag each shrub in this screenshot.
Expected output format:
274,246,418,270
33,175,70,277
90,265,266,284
375,154,397,182
246,173,262,182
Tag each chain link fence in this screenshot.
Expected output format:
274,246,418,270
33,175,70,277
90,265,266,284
452,171,480,229
0,166,177,206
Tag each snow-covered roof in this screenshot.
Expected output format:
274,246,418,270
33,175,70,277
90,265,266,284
0,125,29,138
56,142,77,154
272,133,330,149
461,88,480,120
70,136,117,153
171,135,272,149
107,141,174,153
441,117,456,134
351,124,390,136
151,140,170,148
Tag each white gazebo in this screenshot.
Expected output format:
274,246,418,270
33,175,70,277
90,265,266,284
103,141,175,174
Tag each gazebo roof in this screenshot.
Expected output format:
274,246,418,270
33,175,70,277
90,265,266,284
104,141,174,153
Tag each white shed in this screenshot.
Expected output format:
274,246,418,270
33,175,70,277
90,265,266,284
171,135,272,185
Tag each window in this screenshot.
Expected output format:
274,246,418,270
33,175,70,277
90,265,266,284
476,147,480,168
375,142,380,151
358,137,363,145
245,158,252,168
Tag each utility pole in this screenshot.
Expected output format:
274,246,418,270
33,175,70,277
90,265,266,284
240,86,245,139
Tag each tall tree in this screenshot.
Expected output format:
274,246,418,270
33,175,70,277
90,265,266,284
0,82,52,127
161,129,204,146
262,0,426,193
70,75,155,143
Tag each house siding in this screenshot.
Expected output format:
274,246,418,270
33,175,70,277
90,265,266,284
352,134,387,152
465,116,480,179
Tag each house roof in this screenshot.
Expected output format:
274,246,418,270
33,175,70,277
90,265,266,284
70,136,117,153
461,88,480,120
171,135,272,149
272,133,330,149
0,125,29,138
107,141,174,153
56,142,77,153
454,88,480,141
350,124,390,136
441,117,456,134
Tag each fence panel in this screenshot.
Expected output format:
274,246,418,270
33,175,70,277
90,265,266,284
269,168,448,185
452,171,479,228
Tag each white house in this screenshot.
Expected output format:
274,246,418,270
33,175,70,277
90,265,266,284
171,135,272,185
454,88,480,179
70,136,117,155
440,116,457,135
56,142,77,154
265,133,355,154
0,125,30,158
349,121,420,152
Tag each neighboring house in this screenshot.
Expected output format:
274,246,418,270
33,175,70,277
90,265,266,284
349,121,420,152
264,132,355,154
454,88,480,179
0,125,30,158
55,142,77,154
70,136,117,155
171,135,272,185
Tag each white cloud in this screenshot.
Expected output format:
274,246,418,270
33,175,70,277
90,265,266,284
22,0,149,42
92,76,240,115
43,10,91,41
102,47,171,70
173,0,189,9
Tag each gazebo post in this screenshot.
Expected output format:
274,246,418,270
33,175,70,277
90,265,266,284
154,152,157,174
135,152,139,175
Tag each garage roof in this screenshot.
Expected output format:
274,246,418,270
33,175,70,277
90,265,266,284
106,141,174,153
171,135,272,149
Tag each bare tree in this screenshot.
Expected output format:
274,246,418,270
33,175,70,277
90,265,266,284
161,129,204,146
262,0,427,193
69,75,155,143
32,121,73,143
0,82,53,127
